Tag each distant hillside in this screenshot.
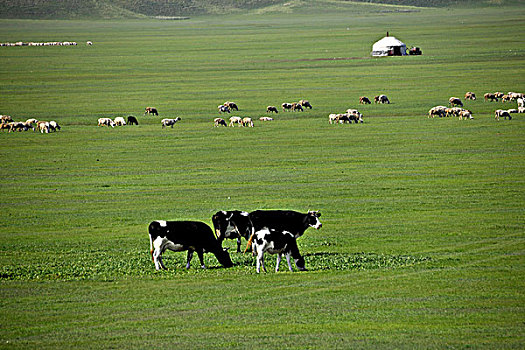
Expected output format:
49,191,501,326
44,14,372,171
0,0,520,19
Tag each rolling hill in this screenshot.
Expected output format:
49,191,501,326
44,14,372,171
0,0,519,19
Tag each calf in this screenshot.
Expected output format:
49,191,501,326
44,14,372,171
253,228,306,273
144,107,158,116
148,220,233,270
161,117,181,128
242,117,254,127
212,210,254,252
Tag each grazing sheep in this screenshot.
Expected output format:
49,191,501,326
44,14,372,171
282,103,293,112
458,110,473,120
291,103,303,112
495,109,512,121
266,106,278,114
49,121,61,131
229,116,243,127
127,116,139,125
37,121,50,133
242,117,254,127
98,118,115,128
299,100,313,109
218,105,230,114
359,96,371,104
161,117,181,128
259,117,273,121
1,115,13,123
464,92,476,100
214,118,227,127
449,97,463,107
484,93,498,102
428,106,447,118
144,107,158,116
224,101,238,111
114,117,126,126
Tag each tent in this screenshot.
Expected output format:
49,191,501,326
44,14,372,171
371,36,407,57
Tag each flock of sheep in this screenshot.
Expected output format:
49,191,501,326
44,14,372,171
0,115,61,133
428,91,524,121
2,91,523,134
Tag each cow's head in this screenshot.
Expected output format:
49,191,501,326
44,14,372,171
213,211,253,241
307,210,322,229
215,247,233,268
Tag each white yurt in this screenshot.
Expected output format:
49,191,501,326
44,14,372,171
371,34,407,57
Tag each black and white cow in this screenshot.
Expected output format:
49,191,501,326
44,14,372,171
249,210,322,239
148,220,233,270
253,228,306,273
212,210,254,252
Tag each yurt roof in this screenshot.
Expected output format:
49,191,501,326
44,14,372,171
372,36,406,49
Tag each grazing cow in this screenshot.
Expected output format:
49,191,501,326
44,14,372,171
161,117,181,128
484,93,498,102
465,92,476,100
508,92,523,100
148,220,233,270
224,101,238,111
0,123,10,132
507,109,518,114
49,121,61,131
98,118,115,128
359,96,371,104
259,117,273,121
517,98,524,108
144,107,158,116
242,117,254,127
449,97,463,107
501,94,511,102
127,116,139,125
86,41,93,46
518,107,525,113
282,103,293,112
292,103,303,112
335,114,350,124
253,228,306,273
346,109,363,123
495,109,512,121
229,116,243,127
212,210,254,252
218,105,230,114
266,106,278,114
248,210,322,240
9,122,27,132
494,92,504,99
299,100,313,109
114,117,126,126
214,117,227,127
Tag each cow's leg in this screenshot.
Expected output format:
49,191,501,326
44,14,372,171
186,251,193,269
236,237,242,253
153,249,166,270
285,252,293,272
275,253,282,272
196,250,206,269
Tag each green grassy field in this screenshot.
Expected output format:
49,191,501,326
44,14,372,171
1,2,524,349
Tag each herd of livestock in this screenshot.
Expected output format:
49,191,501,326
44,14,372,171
1,91,523,134
149,210,323,273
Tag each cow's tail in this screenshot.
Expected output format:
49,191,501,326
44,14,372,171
244,233,255,254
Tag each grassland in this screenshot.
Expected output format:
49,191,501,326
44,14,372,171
1,2,524,349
